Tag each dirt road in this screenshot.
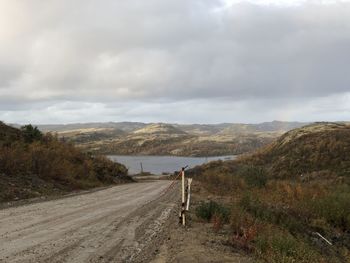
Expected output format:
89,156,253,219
0,181,178,263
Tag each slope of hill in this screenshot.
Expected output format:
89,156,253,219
32,121,307,156
186,122,350,262
34,122,146,133
132,123,187,135
0,122,131,203
96,123,194,156
243,122,350,178
219,120,306,134
59,127,126,143
0,121,22,145
174,123,232,135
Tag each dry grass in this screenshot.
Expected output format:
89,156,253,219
188,123,350,262
0,123,131,202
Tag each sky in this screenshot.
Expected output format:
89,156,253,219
0,0,350,124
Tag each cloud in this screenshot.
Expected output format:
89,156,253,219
2,93,350,124
0,0,349,123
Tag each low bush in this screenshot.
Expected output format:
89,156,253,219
196,200,230,223
310,186,350,231
255,229,323,263
237,165,268,188
230,205,259,251
230,203,323,262
240,193,307,235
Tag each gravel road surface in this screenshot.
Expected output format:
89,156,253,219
0,181,178,263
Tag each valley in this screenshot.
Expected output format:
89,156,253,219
1,121,350,262
1,1,349,262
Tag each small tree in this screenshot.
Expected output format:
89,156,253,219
21,124,43,143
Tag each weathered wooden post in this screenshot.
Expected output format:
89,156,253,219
181,167,186,226
186,178,192,211
178,166,189,226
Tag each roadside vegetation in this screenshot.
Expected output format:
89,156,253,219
189,122,350,262
0,121,131,203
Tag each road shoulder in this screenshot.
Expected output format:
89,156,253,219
150,181,252,263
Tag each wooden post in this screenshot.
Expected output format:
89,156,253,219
181,167,186,226
140,162,143,174
178,166,188,226
186,178,192,211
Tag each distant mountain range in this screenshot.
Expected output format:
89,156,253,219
11,121,308,156
32,120,306,134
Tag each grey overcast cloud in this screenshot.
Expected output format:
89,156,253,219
0,0,350,124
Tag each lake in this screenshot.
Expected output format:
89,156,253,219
107,155,236,175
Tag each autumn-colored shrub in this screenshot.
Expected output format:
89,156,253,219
196,200,230,223
237,165,267,188
230,205,259,251
0,123,131,202
255,229,323,263
309,186,350,231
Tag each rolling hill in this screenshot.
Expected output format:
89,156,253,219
242,122,350,178
190,122,350,179
132,123,188,135
31,121,307,156
187,122,350,262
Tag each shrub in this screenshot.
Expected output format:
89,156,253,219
239,193,307,235
21,124,43,143
310,186,350,231
196,200,230,223
255,230,323,263
237,165,267,188
230,205,259,251
231,202,324,261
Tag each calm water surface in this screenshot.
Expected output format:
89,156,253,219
108,155,236,175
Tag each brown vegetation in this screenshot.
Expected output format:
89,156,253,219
0,121,131,203
242,122,350,179
189,122,350,262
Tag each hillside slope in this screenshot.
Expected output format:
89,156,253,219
243,122,350,178
0,122,132,203
0,121,22,145
132,123,187,135
187,122,350,262
190,122,350,179
34,121,306,156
